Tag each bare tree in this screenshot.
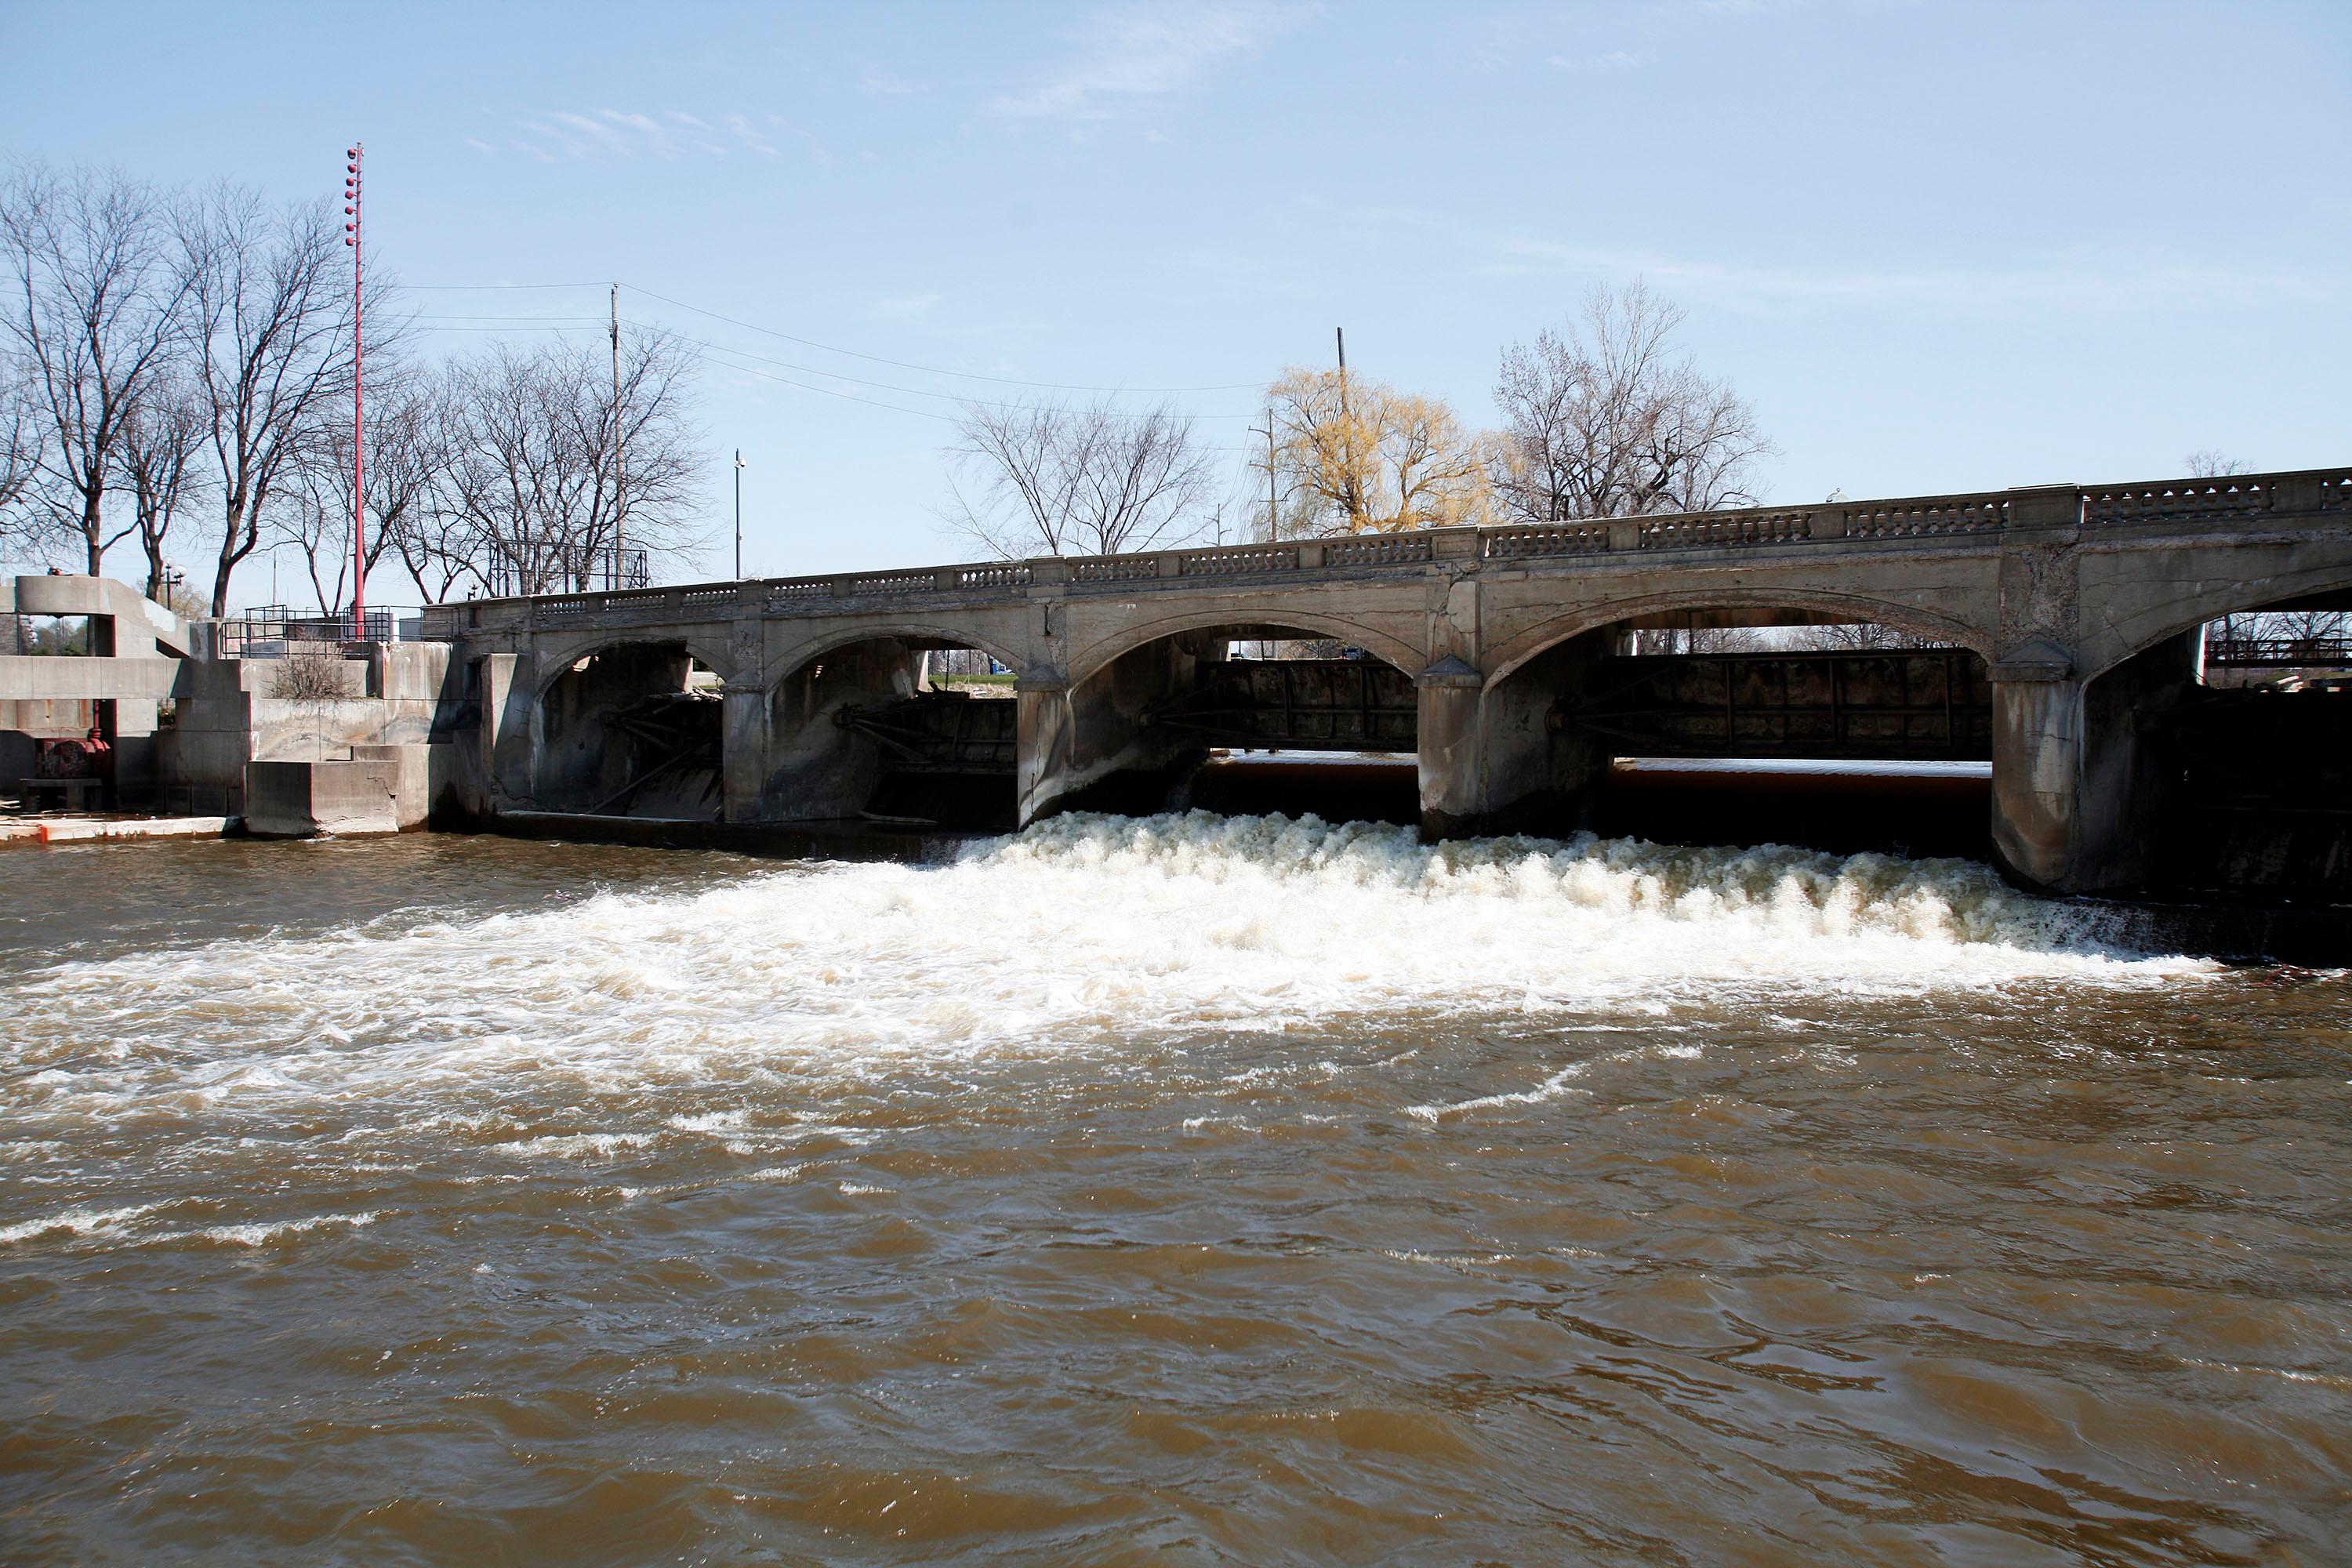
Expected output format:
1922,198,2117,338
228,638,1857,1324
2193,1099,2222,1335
180,185,388,615
1632,625,1762,655
2184,451,2252,478
1782,620,1940,651
1493,281,1770,523
361,368,463,601
115,376,207,600
1258,369,1488,536
273,354,452,613
946,397,1214,559
437,328,703,594
0,371,44,558
0,164,194,574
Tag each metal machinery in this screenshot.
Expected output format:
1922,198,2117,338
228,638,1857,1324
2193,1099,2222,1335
20,725,113,811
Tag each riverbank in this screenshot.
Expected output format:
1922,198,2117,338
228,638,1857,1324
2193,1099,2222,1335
0,814,230,846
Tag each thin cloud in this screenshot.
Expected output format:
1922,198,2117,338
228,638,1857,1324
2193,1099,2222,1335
858,65,924,96
726,113,781,158
989,2,1310,121
1490,238,2336,318
1551,49,1641,71
495,108,818,163
874,292,944,319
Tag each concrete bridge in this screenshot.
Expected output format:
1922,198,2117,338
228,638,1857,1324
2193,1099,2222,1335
421,464,2352,897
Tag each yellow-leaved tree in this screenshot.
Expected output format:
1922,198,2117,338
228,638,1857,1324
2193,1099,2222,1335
1258,368,1490,536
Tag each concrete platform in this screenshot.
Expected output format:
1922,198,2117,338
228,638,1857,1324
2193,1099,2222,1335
0,815,230,845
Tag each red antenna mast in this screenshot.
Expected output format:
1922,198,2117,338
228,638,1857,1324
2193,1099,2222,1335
343,144,365,640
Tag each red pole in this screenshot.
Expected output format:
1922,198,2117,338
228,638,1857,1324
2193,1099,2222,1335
343,145,365,641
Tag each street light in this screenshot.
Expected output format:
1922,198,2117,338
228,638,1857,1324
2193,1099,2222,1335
733,449,747,579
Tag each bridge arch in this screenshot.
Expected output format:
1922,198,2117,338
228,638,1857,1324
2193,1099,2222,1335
528,634,732,818
529,631,740,701
761,620,1030,694
1068,606,1425,689
1483,587,1992,690
2079,559,2352,685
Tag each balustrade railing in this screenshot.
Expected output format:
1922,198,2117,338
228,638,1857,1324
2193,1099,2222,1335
1483,523,1611,560
1323,535,1434,565
1073,557,1160,582
852,572,936,596
2086,477,2275,524
1181,546,1297,576
1643,510,1813,549
416,465,2347,637
1845,496,2009,539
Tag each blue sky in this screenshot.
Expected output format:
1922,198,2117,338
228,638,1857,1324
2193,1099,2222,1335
5,0,2347,596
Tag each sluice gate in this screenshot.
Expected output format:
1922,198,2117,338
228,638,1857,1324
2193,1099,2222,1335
1559,650,1992,760
593,691,722,815
2154,688,2352,896
837,693,1016,774
1143,659,1416,752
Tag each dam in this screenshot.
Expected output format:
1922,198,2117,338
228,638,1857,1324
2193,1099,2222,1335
5,463,2348,902
420,463,2352,900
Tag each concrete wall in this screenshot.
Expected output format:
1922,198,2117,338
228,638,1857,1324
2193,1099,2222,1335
157,640,459,812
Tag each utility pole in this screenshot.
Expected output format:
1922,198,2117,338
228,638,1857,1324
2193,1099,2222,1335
342,145,365,639
1250,413,1277,539
611,284,625,589
1335,325,1346,413
733,449,746,579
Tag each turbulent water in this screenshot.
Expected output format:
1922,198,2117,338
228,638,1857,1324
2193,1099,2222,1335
2,815,2348,1565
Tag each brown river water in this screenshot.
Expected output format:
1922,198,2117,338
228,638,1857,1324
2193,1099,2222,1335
2,815,2349,1566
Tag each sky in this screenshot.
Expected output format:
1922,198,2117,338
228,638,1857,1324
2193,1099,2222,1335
5,0,2348,604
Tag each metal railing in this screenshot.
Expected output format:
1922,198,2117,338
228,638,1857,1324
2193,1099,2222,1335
216,605,427,657
2205,635,2352,669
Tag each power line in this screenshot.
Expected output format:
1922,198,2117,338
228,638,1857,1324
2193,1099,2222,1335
628,282,1261,394
413,313,608,323
410,278,1265,395
407,281,610,291
658,324,1254,419
680,341,962,425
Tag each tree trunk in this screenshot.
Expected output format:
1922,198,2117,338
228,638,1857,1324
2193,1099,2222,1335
81,482,104,575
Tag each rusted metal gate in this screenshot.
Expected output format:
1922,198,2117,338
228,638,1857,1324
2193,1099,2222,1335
1559,650,1993,760
837,695,1017,773
1145,659,1416,751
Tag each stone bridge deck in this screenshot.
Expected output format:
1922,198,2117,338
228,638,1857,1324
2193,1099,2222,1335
425,465,2352,896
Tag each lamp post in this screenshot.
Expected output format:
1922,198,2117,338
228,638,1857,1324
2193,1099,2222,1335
733,450,746,579
343,144,365,641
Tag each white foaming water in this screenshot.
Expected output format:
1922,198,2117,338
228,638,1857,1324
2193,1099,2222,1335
0,813,2209,1123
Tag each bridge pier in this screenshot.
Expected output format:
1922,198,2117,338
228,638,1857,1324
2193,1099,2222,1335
1417,633,1620,839
721,682,768,823
761,637,922,821
1014,673,1073,826
1414,659,1483,837
1991,631,2201,895
1017,633,1224,823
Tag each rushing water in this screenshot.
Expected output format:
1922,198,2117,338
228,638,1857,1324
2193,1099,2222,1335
2,816,2348,1566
